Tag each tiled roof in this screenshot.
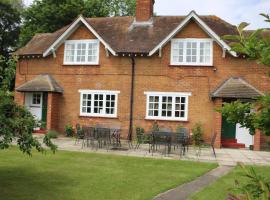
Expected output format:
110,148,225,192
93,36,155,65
16,15,239,56
16,74,64,93
211,77,264,99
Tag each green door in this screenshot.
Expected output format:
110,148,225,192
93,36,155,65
221,116,236,139
41,93,48,129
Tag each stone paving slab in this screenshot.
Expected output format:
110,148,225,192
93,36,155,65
153,166,233,200
34,135,270,166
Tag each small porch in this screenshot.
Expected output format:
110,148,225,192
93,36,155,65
211,77,264,151
16,74,64,132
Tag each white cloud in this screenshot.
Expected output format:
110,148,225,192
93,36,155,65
154,0,270,29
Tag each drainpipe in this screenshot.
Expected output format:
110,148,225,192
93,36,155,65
128,56,135,141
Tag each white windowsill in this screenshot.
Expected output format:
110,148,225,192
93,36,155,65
145,117,188,122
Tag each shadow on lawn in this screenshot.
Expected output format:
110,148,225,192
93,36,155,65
0,166,73,200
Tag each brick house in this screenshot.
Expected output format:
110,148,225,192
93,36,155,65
15,0,270,150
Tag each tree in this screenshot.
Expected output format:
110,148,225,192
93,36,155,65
0,0,21,57
0,56,57,155
19,0,136,46
106,0,136,16
219,14,270,136
224,14,270,66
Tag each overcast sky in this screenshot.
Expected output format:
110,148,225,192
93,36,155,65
23,0,270,29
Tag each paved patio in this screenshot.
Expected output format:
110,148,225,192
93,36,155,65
35,134,270,166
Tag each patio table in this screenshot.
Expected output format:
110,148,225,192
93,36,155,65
150,132,174,156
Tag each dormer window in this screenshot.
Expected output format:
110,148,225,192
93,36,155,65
64,39,99,65
171,39,213,66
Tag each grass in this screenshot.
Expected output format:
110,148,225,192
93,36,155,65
189,165,270,200
0,147,217,200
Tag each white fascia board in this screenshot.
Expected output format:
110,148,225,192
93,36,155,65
149,11,237,57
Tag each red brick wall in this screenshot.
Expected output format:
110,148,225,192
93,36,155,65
47,93,61,131
15,21,270,146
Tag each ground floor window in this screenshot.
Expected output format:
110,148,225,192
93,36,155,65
79,90,120,118
144,92,191,121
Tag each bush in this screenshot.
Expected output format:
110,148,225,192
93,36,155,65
228,163,270,200
0,90,56,155
176,124,184,133
46,130,58,139
64,124,74,137
152,121,159,132
191,123,204,146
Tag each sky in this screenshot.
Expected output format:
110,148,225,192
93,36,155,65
23,0,270,29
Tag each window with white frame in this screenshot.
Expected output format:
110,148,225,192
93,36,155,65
31,93,42,106
79,90,120,117
64,40,99,65
145,92,191,121
171,39,213,66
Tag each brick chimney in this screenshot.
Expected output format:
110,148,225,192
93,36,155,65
136,0,155,22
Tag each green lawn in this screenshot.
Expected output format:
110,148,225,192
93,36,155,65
0,148,216,200
189,165,270,200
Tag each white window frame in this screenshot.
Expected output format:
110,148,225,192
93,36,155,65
30,92,42,107
170,38,213,66
64,39,100,65
79,90,120,118
144,92,191,121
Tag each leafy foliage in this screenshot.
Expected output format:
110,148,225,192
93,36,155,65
151,121,159,132
0,55,16,91
191,123,204,146
64,124,75,137
0,0,21,57
228,163,270,200
218,98,270,136
223,14,270,65
255,95,270,136
220,13,270,137
19,0,136,46
0,91,56,155
218,101,256,136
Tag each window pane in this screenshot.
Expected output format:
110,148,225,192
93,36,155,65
148,96,159,116
88,42,98,63
161,96,172,117
199,42,211,64
186,42,197,63
81,94,91,113
172,41,184,63
105,94,116,115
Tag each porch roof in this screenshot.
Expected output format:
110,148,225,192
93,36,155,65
211,77,264,99
16,74,64,93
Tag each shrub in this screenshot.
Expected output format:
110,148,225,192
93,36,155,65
0,90,56,155
152,121,159,132
135,126,145,143
228,163,270,200
191,123,204,146
136,127,145,136
40,121,47,130
176,124,184,133
46,130,58,139
64,124,74,137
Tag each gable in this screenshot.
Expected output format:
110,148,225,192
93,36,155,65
173,20,210,39
42,16,116,57
67,25,97,40
149,11,237,57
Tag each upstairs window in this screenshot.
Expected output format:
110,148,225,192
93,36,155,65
171,39,213,66
79,90,120,118
64,40,99,65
